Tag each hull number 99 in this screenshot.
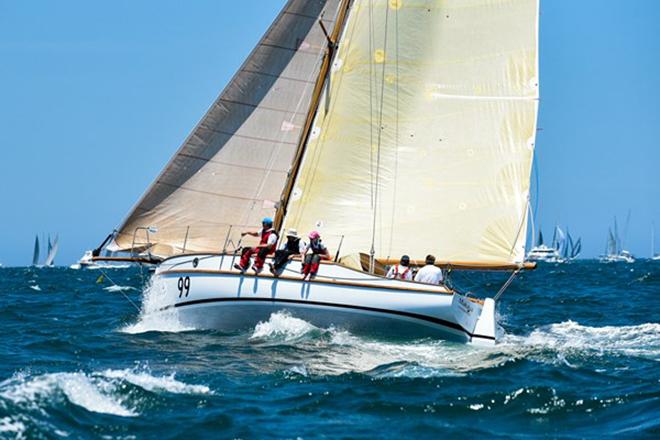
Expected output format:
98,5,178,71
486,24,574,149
177,276,191,298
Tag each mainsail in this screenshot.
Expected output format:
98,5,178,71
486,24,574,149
110,0,343,257
281,0,540,265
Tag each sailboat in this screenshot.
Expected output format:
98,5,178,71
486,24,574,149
32,235,40,266
94,0,540,344
562,230,581,261
43,234,59,267
599,216,634,263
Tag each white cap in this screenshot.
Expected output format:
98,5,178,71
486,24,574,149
286,228,299,238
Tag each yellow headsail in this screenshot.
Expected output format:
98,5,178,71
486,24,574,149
282,0,539,265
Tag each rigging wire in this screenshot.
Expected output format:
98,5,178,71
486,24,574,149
98,267,141,313
387,3,400,259
369,1,390,270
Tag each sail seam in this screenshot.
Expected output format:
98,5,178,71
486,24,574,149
154,181,276,202
175,152,290,173
217,98,308,116
240,68,316,84
283,10,337,22
199,127,298,146
259,42,320,55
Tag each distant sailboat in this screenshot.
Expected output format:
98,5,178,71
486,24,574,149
652,222,660,261
560,229,581,261
43,234,59,267
600,216,634,263
32,235,40,266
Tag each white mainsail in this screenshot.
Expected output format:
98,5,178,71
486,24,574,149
281,0,540,265
111,0,343,257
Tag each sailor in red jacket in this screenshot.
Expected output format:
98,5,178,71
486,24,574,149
234,217,278,274
301,230,331,280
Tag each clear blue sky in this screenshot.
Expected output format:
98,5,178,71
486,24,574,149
0,0,658,266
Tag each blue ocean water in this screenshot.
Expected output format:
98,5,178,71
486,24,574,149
1,261,658,439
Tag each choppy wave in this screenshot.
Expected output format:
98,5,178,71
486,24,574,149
0,416,27,439
250,312,517,377
103,285,136,292
0,371,137,417
101,369,211,395
505,320,660,361
0,368,212,419
249,312,660,378
119,276,193,334
28,285,41,291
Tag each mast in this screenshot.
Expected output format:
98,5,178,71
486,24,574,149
274,0,353,233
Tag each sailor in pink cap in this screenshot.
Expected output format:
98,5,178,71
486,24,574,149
301,230,330,280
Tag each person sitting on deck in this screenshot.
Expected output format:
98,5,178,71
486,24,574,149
386,255,413,281
269,228,305,276
234,217,278,274
301,231,331,280
413,254,443,285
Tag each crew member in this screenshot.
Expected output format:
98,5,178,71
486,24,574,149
234,217,278,273
270,228,305,276
386,255,413,281
301,231,330,280
413,254,443,285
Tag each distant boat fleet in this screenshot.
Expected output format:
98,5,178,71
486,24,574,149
526,214,660,264
31,234,59,267
527,226,581,263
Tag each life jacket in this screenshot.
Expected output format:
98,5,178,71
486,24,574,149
393,264,411,280
259,228,277,246
309,239,327,254
284,237,300,253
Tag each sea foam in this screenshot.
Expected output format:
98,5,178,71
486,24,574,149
119,276,193,334
506,320,660,360
0,368,212,418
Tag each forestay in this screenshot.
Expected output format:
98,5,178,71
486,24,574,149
111,0,343,257
282,0,539,265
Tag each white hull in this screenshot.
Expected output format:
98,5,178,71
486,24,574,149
599,251,635,263
527,245,562,262
152,254,498,345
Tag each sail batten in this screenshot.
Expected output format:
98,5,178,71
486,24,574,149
112,0,343,257
282,0,539,265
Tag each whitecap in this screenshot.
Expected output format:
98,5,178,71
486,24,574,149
103,285,136,292
0,416,27,439
249,312,517,377
101,369,212,395
0,372,136,417
504,321,660,360
57,374,136,417
251,311,319,341
29,285,41,291
0,368,213,418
